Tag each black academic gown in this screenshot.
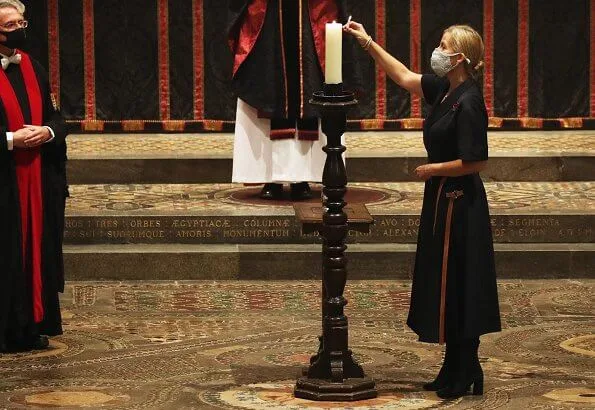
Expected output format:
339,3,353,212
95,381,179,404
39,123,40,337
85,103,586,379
407,74,501,344
228,0,360,120
0,56,68,345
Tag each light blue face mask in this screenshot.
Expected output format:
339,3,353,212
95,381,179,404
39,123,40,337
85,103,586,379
430,48,470,77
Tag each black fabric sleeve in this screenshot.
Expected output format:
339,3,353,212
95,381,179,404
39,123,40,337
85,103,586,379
455,95,489,161
0,127,8,155
43,97,68,148
421,74,448,105
227,0,249,47
32,59,68,148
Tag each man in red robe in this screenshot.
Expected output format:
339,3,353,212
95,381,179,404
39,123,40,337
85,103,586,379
0,0,68,352
228,0,358,200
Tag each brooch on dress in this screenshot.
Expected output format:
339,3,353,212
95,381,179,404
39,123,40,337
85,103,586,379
451,102,460,112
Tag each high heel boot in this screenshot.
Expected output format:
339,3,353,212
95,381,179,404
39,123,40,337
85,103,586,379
423,342,457,391
437,338,483,399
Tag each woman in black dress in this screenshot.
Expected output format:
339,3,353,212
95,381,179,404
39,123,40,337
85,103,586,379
344,22,501,399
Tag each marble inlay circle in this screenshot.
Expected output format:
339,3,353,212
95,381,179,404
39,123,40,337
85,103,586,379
225,186,390,207
263,351,374,367
543,387,595,404
215,344,420,369
201,382,441,409
0,340,69,361
559,334,595,357
23,390,126,407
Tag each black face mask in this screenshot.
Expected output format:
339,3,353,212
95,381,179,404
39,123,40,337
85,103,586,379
0,28,26,50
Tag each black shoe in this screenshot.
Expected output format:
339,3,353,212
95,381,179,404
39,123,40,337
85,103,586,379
260,183,283,200
31,335,50,350
290,182,312,200
437,338,483,399
4,335,50,353
423,342,457,391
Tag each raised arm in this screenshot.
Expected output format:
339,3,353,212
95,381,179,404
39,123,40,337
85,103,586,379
344,21,422,97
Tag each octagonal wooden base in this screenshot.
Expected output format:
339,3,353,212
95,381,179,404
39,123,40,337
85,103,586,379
294,377,377,401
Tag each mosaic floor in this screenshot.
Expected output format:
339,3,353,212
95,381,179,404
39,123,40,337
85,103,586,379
66,181,595,216
0,280,593,409
67,131,595,159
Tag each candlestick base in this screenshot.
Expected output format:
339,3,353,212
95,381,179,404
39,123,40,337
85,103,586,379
311,83,358,108
295,377,377,401
323,82,344,96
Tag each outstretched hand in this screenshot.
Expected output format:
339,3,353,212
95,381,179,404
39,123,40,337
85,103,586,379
343,21,370,48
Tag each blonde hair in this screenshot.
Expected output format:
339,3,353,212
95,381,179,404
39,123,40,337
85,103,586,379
0,0,24,14
444,25,484,79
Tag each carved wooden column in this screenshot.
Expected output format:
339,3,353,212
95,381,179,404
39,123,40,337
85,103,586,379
294,84,377,401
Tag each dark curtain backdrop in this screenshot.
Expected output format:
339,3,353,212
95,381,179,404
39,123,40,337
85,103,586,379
22,0,594,132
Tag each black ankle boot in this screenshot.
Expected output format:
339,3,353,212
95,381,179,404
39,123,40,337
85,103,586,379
260,183,283,200
437,338,483,399
423,342,457,391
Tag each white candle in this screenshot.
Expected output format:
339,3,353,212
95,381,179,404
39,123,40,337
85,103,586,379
325,22,342,84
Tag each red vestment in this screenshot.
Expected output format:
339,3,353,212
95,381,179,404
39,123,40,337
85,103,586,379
0,52,44,323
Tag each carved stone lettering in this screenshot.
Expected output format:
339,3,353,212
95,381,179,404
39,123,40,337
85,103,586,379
106,230,165,239
223,229,291,238
175,230,213,238
61,215,591,244
243,218,291,228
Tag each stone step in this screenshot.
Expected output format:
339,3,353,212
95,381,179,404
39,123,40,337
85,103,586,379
64,182,594,245
66,131,595,183
63,243,594,281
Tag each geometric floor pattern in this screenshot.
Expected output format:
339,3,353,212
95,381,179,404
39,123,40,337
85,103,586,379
67,131,595,159
66,181,595,215
1,279,593,409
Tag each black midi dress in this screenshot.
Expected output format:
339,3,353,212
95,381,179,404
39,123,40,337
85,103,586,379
406,74,501,344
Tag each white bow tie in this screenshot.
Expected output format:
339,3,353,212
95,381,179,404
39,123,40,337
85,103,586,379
1,53,21,70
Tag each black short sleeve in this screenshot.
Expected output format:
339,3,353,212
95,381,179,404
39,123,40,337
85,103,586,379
421,74,448,105
0,128,8,156
456,95,489,161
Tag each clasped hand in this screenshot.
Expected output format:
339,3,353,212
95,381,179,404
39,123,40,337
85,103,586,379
12,125,50,149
